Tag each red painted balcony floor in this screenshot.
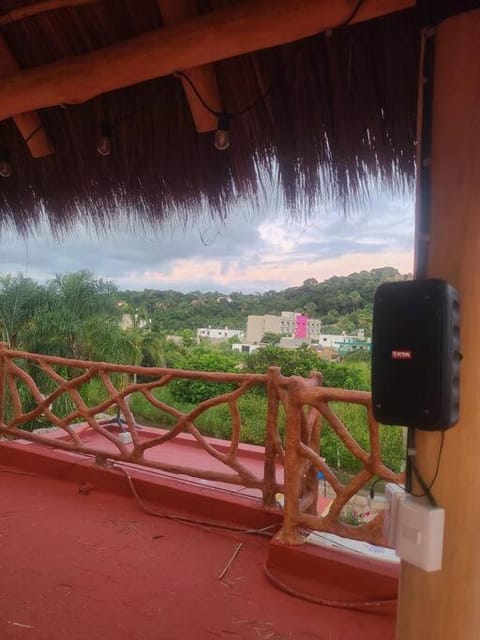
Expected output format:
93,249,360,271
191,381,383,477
0,439,398,640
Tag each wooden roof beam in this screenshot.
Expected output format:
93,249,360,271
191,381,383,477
158,0,222,132
0,0,100,27
0,0,415,123
0,37,54,157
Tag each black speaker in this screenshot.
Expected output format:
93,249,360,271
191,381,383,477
371,279,460,430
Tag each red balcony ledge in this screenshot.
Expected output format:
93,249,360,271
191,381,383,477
0,424,399,640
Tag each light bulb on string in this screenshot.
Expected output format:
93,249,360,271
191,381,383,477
214,114,230,151
0,149,12,178
97,123,114,156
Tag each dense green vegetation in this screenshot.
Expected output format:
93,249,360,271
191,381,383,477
0,272,137,361
129,378,404,473
0,268,405,473
119,266,410,335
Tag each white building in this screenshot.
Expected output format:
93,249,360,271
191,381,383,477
196,327,244,344
316,331,371,351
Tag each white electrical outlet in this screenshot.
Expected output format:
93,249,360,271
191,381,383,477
383,483,407,547
395,496,445,572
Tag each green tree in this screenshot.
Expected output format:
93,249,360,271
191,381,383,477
261,331,281,345
18,271,140,367
0,274,45,348
244,345,365,389
126,327,167,368
170,348,239,403
304,301,318,317
5,271,145,430
180,328,196,348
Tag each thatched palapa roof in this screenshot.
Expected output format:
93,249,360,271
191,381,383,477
0,0,419,234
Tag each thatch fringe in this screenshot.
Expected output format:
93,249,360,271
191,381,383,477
0,1,419,234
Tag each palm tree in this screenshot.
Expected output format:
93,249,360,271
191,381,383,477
0,274,45,349
0,271,144,429
24,271,135,363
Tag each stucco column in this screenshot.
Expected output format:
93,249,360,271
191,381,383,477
397,9,480,639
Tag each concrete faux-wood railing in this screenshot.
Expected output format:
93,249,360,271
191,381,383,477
0,344,281,501
271,368,403,545
0,343,403,545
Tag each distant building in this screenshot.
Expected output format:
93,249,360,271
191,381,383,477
196,327,244,344
246,312,322,344
316,330,371,352
246,314,281,344
295,313,308,339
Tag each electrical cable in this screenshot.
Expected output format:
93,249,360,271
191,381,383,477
4,445,396,613
24,124,43,144
173,71,221,117
263,559,397,613
411,463,437,507
369,477,384,499
369,476,404,500
114,463,279,537
117,462,398,613
405,426,415,494
29,439,267,505
405,428,446,507
4,0,367,160
404,23,444,506
175,70,272,120
174,0,366,126
369,428,445,504
339,0,366,28
426,429,445,490
0,467,38,477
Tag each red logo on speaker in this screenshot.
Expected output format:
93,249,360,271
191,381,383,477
391,350,413,360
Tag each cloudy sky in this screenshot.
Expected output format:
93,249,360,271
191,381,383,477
0,193,414,293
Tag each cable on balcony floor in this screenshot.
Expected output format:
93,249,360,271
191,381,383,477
263,558,398,613
113,463,279,537
116,463,398,613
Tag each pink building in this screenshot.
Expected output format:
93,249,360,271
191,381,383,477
295,313,308,339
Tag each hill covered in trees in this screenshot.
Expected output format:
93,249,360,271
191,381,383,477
120,266,410,335
0,267,409,354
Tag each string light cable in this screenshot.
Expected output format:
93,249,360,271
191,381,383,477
24,124,43,144
173,0,366,149
340,0,366,27
1,1,367,164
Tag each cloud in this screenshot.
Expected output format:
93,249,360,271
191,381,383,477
0,194,414,292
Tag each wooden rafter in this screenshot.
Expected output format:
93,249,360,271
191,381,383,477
158,0,222,133
0,0,415,123
0,0,99,27
0,36,53,157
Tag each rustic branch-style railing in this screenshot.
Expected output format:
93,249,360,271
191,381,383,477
0,343,284,504
271,368,404,545
0,343,403,545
